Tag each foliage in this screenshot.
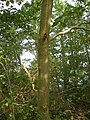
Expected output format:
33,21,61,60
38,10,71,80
0,0,90,119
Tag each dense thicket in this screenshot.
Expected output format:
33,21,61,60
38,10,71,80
0,0,90,119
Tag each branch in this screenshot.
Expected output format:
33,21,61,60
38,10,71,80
21,65,36,91
50,20,90,40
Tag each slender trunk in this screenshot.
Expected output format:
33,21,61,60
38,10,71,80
37,0,52,119
61,39,68,90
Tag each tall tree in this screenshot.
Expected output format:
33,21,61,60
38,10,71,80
38,0,52,119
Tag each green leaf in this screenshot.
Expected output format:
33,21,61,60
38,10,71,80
0,75,5,78
6,0,9,6
52,16,61,27
10,0,14,4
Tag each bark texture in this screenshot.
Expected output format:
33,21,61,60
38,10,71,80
38,0,52,120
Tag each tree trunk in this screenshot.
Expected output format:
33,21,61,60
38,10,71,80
37,0,52,119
